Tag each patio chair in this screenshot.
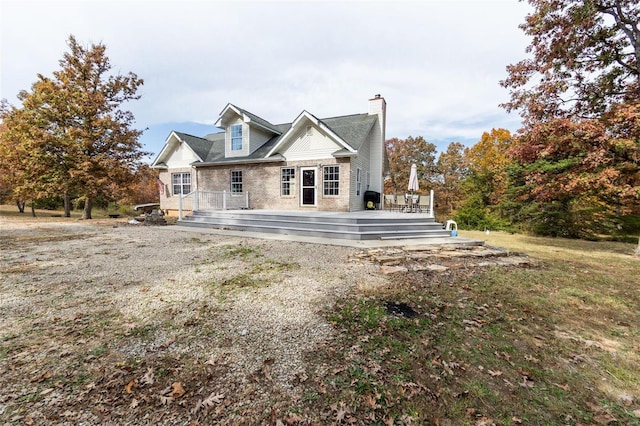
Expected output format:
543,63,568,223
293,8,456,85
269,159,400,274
411,194,420,212
395,195,408,212
418,196,430,213
384,194,395,211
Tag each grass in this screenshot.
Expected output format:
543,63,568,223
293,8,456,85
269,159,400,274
302,231,640,424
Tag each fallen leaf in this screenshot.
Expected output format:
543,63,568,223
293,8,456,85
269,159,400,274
169,382,186,398
488,369,502,377
632,409,640,418
524,354,540,364
140,368,154,386
125,379,137,394
158,395,174,405
365,393,381,409
129,398,140,409
512,416,523,424
284,413,304,424
202,392,224,407
553,383,570,391
31,371,52,383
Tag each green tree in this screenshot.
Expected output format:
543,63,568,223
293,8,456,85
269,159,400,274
1,35,146,219
504,117,638,238
500,0,640,237
385,136,437,195
454,129,512,231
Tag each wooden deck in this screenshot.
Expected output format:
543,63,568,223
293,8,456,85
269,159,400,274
178,209,452,241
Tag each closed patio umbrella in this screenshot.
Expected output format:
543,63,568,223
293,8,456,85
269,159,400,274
408,164,419,193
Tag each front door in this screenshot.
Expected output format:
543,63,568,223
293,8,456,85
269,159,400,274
300,167,316,206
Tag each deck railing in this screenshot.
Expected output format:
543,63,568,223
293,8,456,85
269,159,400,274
178,189,249,220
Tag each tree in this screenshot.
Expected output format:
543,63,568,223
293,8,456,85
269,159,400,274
464,129,512,206
505,117,638,237
118,164,160,206
1,35,146,219
0,99,61,216
501,0,639,123
500,0,640,237
453,129,512,230
385,136,437,194
435,142,467,215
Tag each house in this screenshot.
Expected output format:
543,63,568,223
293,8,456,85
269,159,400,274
151,95,388,215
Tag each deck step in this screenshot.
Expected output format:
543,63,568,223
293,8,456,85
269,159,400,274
178,210,452,241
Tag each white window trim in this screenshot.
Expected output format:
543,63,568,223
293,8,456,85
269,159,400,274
172,172,191,195
323,165,340,197
281,167,295,197
231,124,243,151
231,170,243,193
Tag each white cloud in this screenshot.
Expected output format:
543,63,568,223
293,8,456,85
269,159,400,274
1,0,532,155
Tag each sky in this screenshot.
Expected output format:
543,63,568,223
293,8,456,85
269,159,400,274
0,0,532,160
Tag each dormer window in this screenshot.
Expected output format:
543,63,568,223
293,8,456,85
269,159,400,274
231,124,243,151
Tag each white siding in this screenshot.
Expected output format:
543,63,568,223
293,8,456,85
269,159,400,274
165,142,200,168
281,125,342,161
225,118,249,158
367,97,386,194
249,126,273,154
349,131,371,211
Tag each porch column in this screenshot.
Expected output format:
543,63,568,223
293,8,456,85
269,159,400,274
429,189,434,218
245,191,249,209
193,188,199,211
178,193,183,221
222,190,227,210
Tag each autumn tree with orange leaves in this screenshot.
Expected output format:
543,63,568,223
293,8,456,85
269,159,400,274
500,0,639,238
0,35,147,218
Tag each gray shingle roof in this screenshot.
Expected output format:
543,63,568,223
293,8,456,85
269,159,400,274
173,132,213,162
171,108,378,166
320,114,377,150
234,106,283,135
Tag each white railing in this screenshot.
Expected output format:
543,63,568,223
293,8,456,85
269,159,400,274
178,189,249,220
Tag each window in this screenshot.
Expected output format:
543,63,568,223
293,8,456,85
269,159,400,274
356,168,361,196
231,170,243,193
231,124,243,151
281,167,295,196
172,172,191,195
323,165,340,196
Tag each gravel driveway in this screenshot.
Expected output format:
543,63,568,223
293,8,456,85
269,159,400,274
0,218,388,424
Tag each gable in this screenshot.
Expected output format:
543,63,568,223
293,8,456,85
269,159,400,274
277,124,346,161
151,131,206,169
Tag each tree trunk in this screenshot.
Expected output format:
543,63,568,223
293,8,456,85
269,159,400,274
636,237,640,257
64,191,71,218
16,200,25,213
31,202,36,217
82,197,92,220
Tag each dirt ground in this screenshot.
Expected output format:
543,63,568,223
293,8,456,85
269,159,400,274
1,217,390,425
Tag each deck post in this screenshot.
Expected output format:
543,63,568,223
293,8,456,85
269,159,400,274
429,189,434,218
222,190,227,210
245,191,249,209
193,189,199,211
178,193,183,221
